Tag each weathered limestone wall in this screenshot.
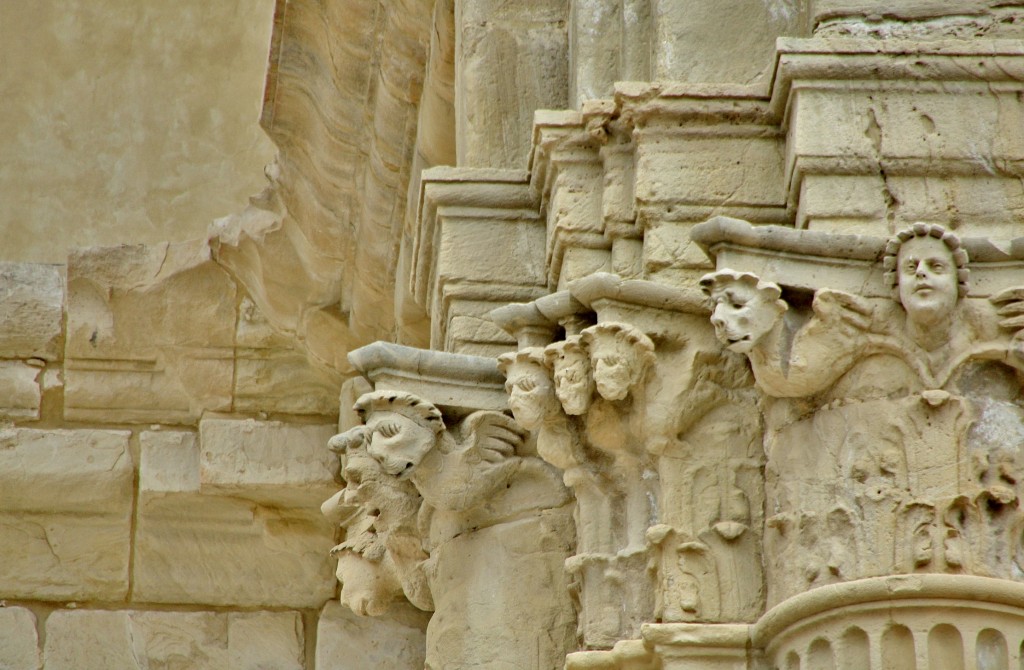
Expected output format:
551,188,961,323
11,0,1024,669
0,252,429,668
0,0,277,263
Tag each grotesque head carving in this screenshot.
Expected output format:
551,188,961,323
353,391,445,478
333,549,403,617
580,323,655,402
544,337,594,416
700,270,787,354
498,347,560,430
883,223,968,327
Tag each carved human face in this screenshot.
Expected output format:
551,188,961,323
505,364,558,430
365,411,436,478
708,282,782,354
589,338,634,402
896,235,959,325
335,550,401,617
551,349,594,415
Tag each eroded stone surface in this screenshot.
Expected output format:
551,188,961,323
0,607,40,670
0,0,277,264
64,241,236,424
198,418,338,506
43,610,304,670
0,361,41,420
315,601,428,670
0,263,64,361
135,419,338,607
323,382,576,669
0,428,132,601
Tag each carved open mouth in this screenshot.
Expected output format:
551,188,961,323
727,335,751,346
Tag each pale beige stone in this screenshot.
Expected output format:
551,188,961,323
327,382,575,669
0,428,132,601
139,430,200,494
651,0,805,84
233,296,342,415
0,0,276,264
135,416,337,609
0,263,64,361
198,418,338,507
754,575,1024,670
15,6,1024,670
415,168,547,353
134,495,336,608
43,609,303,670
65,240,236,424
0,361,41,421
455,0,568,168
0,607,40,670
316,601,428,670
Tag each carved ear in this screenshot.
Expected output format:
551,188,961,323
461,411,527,459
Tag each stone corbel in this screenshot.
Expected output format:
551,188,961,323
568,272,766,628
324,341,575,670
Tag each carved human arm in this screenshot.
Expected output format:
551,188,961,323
411,411,523,512
989,287,1024,370
747,289,876,398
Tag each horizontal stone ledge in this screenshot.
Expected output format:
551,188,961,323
349,341,508,415
692,215,1024,296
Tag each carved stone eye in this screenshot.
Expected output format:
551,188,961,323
516,377,537,392
376,420,402,438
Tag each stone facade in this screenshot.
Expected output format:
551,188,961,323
6,1,1024,669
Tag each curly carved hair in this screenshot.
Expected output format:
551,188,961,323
579,322,656,371
699,270,787,314
882,222,969,300
353,390,445,434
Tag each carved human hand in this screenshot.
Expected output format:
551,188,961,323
410,412,524,512
461,411,527,462
812,289,874,331
989,287,1024,363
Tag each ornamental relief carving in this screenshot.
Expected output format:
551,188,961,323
320,219,1024,665
702,223,1024,606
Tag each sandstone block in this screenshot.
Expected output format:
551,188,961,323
316,601,427,670
133,495,336,608
652,0,803,83
65,241,236,424
0,361,41,420
198,418,338,507
43,609,303,670
0,429,132,601
233,297,341,415
635,134,786,213
140,430,200,493
0,263,63,361
0,607,40,670
455,0,568,168
134,419,338,607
